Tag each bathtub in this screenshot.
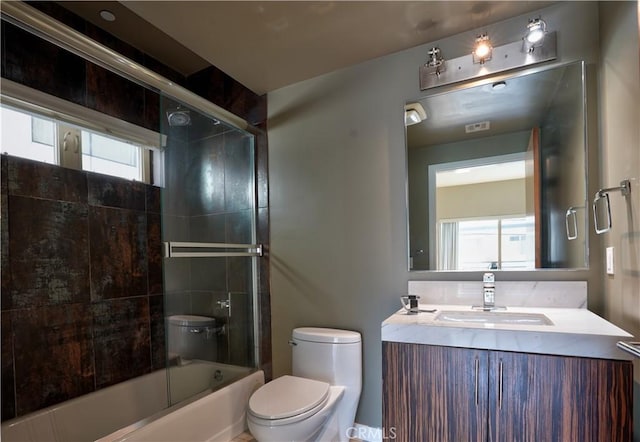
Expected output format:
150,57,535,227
1,362,263,442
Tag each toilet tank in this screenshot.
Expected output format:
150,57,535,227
167,315,217,362
291,327,361,391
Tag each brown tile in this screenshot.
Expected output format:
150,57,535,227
149,294,166,371
12,304,95,416
7,156,88,203
88,173,146,211
29,2,86,33
2,22,86,106
1,311,15,421
9,196,90,308
89,206,147,300
144,89,161,133
86,63,145,128
1,156,10,311
92,297,151,388
146,184,162,214
147,213,163,295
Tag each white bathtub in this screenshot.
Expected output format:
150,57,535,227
1,362,263,442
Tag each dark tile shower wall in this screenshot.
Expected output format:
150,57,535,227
0,156,164,419
1,2,271,421
163,119,257,367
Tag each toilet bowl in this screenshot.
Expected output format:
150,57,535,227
247,375,345,442
246,328,362,442
167,315,218,363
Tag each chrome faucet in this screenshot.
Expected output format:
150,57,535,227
482,272,495,310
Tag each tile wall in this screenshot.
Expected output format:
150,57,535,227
0,156,164,419
0,1,271,422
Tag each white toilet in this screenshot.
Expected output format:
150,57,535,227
247,327,362,442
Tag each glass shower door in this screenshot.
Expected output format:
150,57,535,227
159,94,259,405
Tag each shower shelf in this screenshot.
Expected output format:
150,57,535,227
164,241,263,258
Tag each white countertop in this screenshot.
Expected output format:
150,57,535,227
382,304,635,361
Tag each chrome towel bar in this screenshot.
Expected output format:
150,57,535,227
593,179,631,234
163,241,263,258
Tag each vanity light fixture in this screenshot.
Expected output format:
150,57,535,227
472,34,492,64
405,103,427,126
524,18,547,52
424,47,446,77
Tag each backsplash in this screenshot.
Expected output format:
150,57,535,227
408,281,587,308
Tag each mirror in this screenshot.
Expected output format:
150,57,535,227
407,61,587,271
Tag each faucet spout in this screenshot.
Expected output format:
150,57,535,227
482,272,495,310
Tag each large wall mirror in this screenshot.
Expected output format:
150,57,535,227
407,61,588,271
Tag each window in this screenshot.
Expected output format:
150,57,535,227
0,103,155,183
1,106,57,164
81,131,142,181
439,216,535,270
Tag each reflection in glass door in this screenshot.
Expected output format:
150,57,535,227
160,94,259,405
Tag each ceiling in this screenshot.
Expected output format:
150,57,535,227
57,1,551,95
407,64,566,147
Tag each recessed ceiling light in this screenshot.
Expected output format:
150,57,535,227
99,10,116,22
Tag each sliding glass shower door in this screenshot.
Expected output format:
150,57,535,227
160,94,259,405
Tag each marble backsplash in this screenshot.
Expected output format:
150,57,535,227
408,281,587,308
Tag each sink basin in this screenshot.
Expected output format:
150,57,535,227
434,310,554,326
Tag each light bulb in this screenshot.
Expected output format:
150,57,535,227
475,42,491,58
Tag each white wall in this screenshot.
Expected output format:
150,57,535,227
268,2,602,428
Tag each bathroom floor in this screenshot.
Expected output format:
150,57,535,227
230,431,363,442
231,432,257,442
231,432,363,442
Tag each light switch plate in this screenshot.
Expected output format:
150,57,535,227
606,247,614,275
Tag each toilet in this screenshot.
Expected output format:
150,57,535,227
247,327,362,442
167,315,218,362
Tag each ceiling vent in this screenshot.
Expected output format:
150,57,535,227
465,121,491,133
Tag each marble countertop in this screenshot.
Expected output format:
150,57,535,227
382,304,635,361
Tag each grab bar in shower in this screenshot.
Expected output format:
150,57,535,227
593,179,631,234
163,241,263,258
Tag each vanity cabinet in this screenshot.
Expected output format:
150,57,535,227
382,342,633,442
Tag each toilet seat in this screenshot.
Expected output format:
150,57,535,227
248,375,330,426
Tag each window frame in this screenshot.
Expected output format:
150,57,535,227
0,79,164,186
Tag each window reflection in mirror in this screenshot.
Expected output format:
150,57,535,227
407,61,588,271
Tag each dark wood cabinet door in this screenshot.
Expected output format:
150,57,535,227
383,342,489,442
489,351,633,442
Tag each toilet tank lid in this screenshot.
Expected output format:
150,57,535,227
168,315,215,326
293,327,361,344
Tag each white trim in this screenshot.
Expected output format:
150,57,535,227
1,79,165,150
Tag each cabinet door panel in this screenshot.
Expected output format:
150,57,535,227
383,342,488,442
489,351,633,442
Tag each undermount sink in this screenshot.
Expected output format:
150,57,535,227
434,310,554,326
